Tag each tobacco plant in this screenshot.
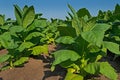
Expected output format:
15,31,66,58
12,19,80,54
0,5,58,70
97,4,120,59
51,5,120,80
0,3,120,80
0,15,16,49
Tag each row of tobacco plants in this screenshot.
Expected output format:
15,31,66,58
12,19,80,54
0,4,120,80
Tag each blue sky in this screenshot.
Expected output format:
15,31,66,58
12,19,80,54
0,0,120,19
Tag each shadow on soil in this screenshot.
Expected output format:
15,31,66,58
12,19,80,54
42,64,66,80
38,55,66,80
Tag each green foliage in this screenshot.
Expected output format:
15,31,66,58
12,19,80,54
0,5,58,69
14,5,22,25
0,54,10,63
52,50,80,66
103,41,120,55
0,3,120,80
114,4,120,14
18,42,34,52
13,57,29,66
22,6,35,28
81,24,110,47
97,4,120,59
55,36,75,44
97,4,120,22
14,5,35,28
52,4,119,80
58,26,76,37
65,72,83,80
84,62,117,80
0,15,5,26
100,62,117,80
30,45,48,55
68,4,82,36
77,8,91,18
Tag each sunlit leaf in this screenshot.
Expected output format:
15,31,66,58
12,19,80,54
13,57,29,66
103,41,120,55
23,6,35,28
81,24,110,47
52,50,80,66
30,45,48,55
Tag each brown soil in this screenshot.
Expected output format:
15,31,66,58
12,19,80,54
0,49,120,80
0,58,66,80
0,49,66,80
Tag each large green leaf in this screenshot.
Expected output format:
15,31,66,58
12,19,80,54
0,54,10,63
14,5,22,25
56,36,75,44
22,6,35,28
52,50,80,66
103,41,120,55
18,42,34,52
0,15,4,26
100,62,117,80
81,24,110,47
30,45,48,55
13,57,29,66
84,62,117,80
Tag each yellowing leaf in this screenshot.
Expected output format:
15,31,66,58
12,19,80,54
65,72,83,80
13,57,29,66
30,45,48,55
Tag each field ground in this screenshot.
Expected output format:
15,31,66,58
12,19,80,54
0,49,120,80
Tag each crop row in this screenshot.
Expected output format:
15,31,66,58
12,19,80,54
0,4,120,80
